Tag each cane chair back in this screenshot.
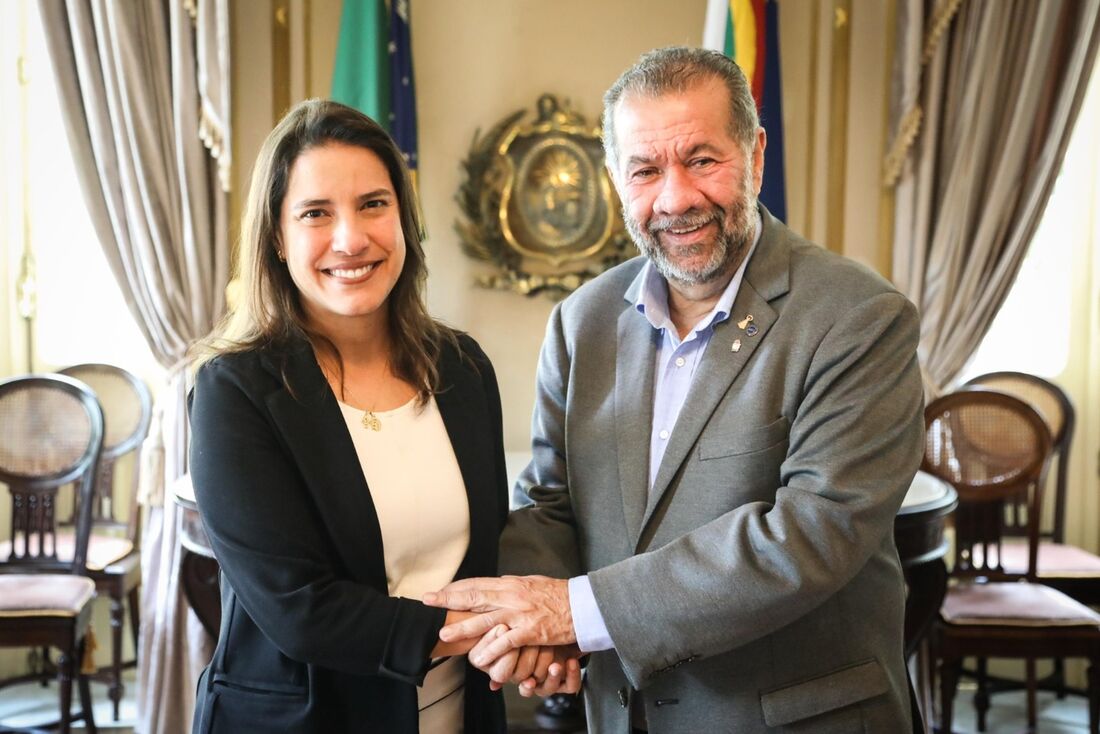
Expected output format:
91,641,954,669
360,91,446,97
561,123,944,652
0,374,102,731
0,374,104,574
964,371,1073,543
922,387,1052,582
58,363,152,541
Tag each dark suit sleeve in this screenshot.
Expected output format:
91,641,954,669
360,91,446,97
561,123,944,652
189,358,444,684
497,303,583,578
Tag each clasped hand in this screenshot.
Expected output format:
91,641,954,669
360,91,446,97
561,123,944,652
424,575,582,697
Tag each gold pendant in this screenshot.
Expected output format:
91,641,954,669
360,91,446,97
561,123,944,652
361,411,382,431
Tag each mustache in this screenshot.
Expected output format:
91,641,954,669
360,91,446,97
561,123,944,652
646,207,725,235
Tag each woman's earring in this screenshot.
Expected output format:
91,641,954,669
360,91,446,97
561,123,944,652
277,250,286,262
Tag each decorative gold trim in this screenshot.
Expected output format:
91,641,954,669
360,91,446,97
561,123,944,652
877,0,898,279
228,2,242,292
303,0,312,98
922,0,964,65
826,0,851,255
271,0,291,122
804,0,819,239
456,95,632,298
882,104,922,186
882,0,963,189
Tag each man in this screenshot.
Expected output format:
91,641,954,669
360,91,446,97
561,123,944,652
426,46,924,732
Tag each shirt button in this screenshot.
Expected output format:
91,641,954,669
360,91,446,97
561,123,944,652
659,429,669,440
675,357,686,367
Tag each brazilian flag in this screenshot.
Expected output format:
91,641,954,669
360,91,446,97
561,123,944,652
331,0,419,171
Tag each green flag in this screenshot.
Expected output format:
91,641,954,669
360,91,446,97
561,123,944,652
331,0,391,125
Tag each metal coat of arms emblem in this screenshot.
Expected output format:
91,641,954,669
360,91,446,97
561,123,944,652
456,95,632,298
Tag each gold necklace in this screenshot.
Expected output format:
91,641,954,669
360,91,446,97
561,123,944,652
361,409,382,431
359,360,392,432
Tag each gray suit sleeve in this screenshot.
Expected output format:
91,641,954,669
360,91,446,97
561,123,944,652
589,292,924,687
498,302,583,579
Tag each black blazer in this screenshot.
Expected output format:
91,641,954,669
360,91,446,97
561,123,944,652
189,334,508,733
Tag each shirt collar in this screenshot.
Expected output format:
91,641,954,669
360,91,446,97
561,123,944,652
634,209,762,337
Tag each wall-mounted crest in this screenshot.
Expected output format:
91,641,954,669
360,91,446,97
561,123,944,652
456,95,633,298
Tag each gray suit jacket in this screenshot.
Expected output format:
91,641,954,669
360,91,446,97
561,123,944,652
500,209,924,732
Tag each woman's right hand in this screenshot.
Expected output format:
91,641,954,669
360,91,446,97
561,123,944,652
470,627,581,696
516,644,582,698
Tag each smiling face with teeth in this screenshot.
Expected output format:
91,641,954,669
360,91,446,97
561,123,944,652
279,142,407,338
608,77,765,293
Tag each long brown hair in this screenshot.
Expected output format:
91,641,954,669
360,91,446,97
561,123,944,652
194,99,456,401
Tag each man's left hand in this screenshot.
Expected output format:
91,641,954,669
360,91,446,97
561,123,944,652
423,575,575,668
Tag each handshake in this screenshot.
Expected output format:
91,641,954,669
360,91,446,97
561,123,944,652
424,575,583,697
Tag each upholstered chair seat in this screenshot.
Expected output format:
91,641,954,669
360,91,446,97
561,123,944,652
942,581,1100,627
0,576,96,618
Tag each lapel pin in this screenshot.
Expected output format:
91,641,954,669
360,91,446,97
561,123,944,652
746,323,759,337
731,339,742,353
737,314,754,330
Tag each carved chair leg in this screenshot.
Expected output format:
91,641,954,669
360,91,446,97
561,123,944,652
1088,662,1099,734
109,595,124,721
975,657,990,732
57,648,73,734
1054,657,1068,699
1025,658,1037,731
77,637,98,734
939,657,961,734
128,585,141,651
39,645,53,686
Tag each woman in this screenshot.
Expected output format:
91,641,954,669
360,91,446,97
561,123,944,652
188,99,509,733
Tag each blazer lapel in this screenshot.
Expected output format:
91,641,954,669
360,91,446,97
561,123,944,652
263,342,388,587
640,212,793,539
616,272,658,545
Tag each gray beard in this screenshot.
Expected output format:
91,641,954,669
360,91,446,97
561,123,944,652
626,195,757,287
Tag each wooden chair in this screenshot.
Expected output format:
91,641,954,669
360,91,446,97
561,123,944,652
0,374,102,733
56,363,152,721
964,372,1100,703
964,371,1100,602
924,388,1100,733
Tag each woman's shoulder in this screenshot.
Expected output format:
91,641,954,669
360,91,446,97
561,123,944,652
443,329,493,371
195,342,296,394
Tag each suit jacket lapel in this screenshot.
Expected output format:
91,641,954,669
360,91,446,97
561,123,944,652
640,211,793,540
263,342,388,588
616,271,658,545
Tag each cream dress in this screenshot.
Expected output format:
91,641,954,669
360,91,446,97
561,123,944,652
338,395,470,734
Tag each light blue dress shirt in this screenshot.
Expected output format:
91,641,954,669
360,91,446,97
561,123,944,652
569,216,762,653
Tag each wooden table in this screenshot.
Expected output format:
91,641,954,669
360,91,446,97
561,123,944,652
895,471,958,733
172,475,221,637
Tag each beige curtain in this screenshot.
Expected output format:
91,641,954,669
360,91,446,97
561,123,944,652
886,0,1100,393
37,1,230,731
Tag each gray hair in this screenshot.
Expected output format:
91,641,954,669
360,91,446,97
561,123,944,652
602,46,759,171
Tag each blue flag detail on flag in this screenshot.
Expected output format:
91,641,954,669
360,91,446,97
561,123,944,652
331,0,418,171
759,0,786,222
388,0,418,171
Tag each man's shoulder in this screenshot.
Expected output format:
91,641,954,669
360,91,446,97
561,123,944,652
557,256,645,321
771,224,907,310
